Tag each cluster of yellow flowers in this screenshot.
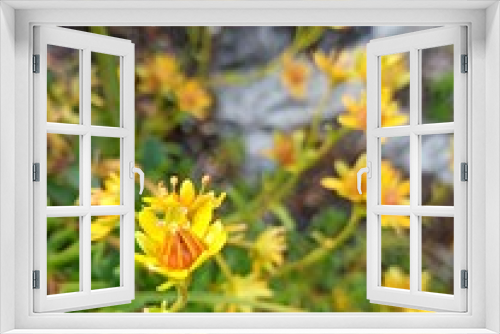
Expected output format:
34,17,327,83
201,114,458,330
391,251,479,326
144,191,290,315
215,225,287,312
320,50,411,229
135,176,227,285
136,54,212,120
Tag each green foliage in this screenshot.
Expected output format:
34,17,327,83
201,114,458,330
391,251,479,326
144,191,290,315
47,26,454,313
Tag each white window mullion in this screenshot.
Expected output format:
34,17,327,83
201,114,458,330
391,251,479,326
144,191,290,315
81,47,92,295
121,47,135,296
409,47,420,295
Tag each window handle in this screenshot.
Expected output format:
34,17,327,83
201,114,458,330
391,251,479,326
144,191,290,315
357,162,372,195
129,162,144,195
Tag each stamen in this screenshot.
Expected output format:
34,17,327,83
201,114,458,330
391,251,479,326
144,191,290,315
200,175,210,193
170,176,179,193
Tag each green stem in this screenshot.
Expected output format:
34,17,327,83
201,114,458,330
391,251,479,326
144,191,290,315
214,253,233,280
91,291,304,313
223,128,348,227
198,27,212,78
276,204,366,276
167,283,188,312
47,242,80,269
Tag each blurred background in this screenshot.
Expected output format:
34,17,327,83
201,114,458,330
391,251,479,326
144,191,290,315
45,26,454,312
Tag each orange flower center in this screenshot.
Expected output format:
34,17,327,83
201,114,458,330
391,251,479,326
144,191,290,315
160,228,206,270
288,68,306,85
181,92,198,109
276,141,295,166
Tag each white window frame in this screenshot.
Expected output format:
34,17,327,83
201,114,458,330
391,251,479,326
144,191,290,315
0,1,499,333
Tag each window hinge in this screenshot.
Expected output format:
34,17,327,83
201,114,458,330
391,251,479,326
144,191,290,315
461,162,468,181
33,163,40,182
33,54,40,73
461,54,468,73
33,270,40,289
461,270,468,289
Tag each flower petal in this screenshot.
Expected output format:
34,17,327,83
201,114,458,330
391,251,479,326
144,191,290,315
180,180,195,206
138,209,163,242
135,231,157,257
191,203,213,238
320,177,341,191
204,220,227,256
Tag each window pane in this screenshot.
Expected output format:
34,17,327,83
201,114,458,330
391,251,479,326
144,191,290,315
379,52,410,127
381,215,410,290
380,136,410,205
91,52,121,127
421,134,454,206
91,137,121,206
47,45,80,124
421,45,454,124
421,216,454,294
47,133,80,206
47,217,80,295
91,215,121,290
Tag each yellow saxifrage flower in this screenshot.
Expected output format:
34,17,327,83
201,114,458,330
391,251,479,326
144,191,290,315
321,154,368,203
135,176,227,283
313,50,352,84
252,227,287,274
90,173,121,241
215,274,273,312
281,53,311,100
176,80,212,120
136,54,184,94
352,50,410,90
322,155,410,231
340,88,408,132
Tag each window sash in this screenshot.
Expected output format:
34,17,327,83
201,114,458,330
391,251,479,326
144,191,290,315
32,26,136,313
366,26,468,312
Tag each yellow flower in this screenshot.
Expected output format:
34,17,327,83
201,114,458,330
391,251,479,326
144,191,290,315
91,215,119,241
252,227,287,274
313,50,352,84
380,161,410,206
379,161,410,231
383,266,431,312
135,176,227,282
340,88,408,132
91,173,121,206
380,53,411,91
351,50,410,90
281,53,310,100
136,54,184,94
322,155,410,230
176,80,212,120
262,130,316,173
321,154,367,203
352,48,367,82
215,274,273,312
90,173,121,241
